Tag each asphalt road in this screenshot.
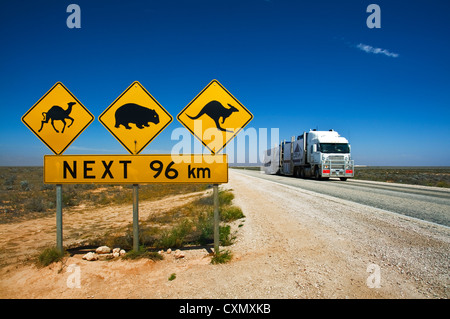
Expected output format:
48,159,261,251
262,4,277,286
231,168,450,227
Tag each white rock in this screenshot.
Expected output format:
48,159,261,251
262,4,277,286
96,246,111,254
98,253,114,260
113,252,120,258
119,249,126,256
174,250,185,259
82,252,98,261
167,248,172,254
113,248,120,254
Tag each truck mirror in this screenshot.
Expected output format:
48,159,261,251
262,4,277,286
312,144,317,152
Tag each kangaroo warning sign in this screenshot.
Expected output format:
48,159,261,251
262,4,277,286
44,154,228,184
177,79,253,154
99,81,173,155
21,82,94,155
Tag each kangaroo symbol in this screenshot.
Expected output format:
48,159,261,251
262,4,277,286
38,102,76,133
187,100,239,133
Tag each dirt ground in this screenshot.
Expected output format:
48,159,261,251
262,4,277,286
0,170,448,299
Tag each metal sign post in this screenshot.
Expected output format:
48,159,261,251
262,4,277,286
132,184,139,252
213,184,220,254
56,184,63,254
177,79,253,255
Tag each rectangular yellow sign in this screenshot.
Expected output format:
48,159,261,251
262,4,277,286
44,155,228,184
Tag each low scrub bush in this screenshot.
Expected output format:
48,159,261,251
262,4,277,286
211,249,233,264
37,247,64,267
156,219,193,249
123,245,163,261
219,225,233,246
195,211,214,245
168,273,176,281
220,206,245,222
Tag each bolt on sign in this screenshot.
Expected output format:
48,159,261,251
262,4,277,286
44,154,228,184
177,79,253,154
21,82,94,155
99,81,173,155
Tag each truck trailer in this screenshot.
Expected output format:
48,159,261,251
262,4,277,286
263,129,354,181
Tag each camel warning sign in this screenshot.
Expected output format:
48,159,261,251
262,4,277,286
99,81,173,155
21,82,94,155
177,79,253,154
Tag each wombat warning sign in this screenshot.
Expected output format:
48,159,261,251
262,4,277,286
99,81,173,155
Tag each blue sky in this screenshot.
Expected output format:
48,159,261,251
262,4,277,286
1,0,449,166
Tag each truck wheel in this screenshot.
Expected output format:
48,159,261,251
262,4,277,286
340,177,347,181
314,168,321,180
300,168,305,179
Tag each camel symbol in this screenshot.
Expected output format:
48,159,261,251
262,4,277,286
38,102,76,133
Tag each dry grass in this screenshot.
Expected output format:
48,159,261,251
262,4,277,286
0,166,209,224
91,189,245,251
353,166,450,188
1,166,246,268
232,166,450,188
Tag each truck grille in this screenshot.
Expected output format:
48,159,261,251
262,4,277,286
330,163,345,170
328,155,345,161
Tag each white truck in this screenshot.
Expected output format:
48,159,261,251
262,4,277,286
263,129,354,181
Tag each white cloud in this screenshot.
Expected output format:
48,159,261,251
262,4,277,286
356,43,399,58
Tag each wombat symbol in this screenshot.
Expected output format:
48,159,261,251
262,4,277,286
114,103,159,130
187,100,239,133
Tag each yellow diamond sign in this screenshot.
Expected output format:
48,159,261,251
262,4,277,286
99,81,173,155
177,79,253,154
21,82,94,155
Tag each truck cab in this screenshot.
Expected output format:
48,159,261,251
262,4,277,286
263,129,354,181
306,130,354,180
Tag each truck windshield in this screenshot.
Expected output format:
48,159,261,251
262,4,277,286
319,143,350,153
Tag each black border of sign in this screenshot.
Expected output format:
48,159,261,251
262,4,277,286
98,81,173,155
177,79,254,155
21,82,94,155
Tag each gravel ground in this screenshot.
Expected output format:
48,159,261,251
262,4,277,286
234,169,450,227
0,170,448,299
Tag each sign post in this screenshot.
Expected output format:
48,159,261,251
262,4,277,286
22,82,94,254
177,79,253,255
133,184,139,252
24,80,251,256
99,81,173,252
213,184,219,254
44,154,228,184
56,184,63,254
